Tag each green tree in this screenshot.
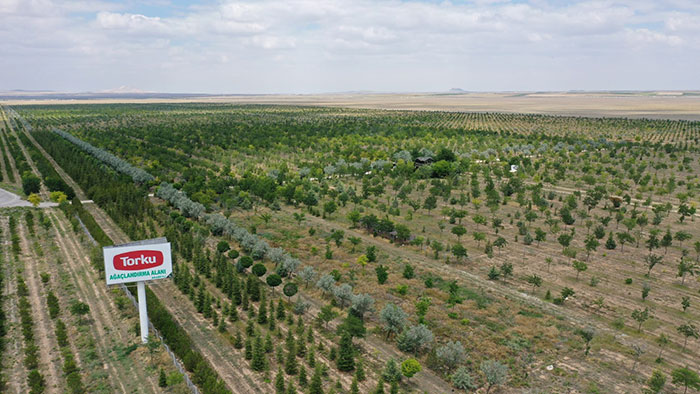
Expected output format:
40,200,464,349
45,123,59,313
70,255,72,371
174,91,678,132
661,229,673,253
677,259,699,285
681,296,691,312
355,359,366,381
423,195,437,212
350,377,359,394
526,274,542,294
632,307,651,333
451,366,477,391
481,359,508,394
677,323,699,351
49,191,68,203
671,367,700,394
70,301,90,324
337,331,355,372
645,370,666,394
347,210,361,227
645,254,663,277
283,282,298,301
267,274,282,292
401,358,421,379
366,245,377,262
642,282,651,301
323,200,337,218
21,172,41,195
317,304,338,330
285,343,298,375
382,358,402,383
451,225,467,240
380,303,406,339
28,193,41,207
584,236,599,260
560,287,575,303
605,233,617,250
309,366,323,394
252,335,266,371
500,262,513,281
535,228,547,245
572,260,587,280
159,369,167,388
349,236,361,251
275,367,286,393
252,263,267,277
375,265,388,284
577,327,595,356
451,244,467,261
487,266,500,281
216,240,230,253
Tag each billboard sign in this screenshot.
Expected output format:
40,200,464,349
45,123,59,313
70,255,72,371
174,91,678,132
103,238,172,285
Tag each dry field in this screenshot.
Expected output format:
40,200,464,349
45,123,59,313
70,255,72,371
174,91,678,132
3,91,700,120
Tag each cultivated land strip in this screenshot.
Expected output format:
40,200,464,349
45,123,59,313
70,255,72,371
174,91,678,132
86,202,264,393
0,132,20,187
0,117,10,183
280,205,700,376
4,116,50,200
17,124,88,200
16,217,63,393
47,209,162,394
46,210,127,393
0,216,25,393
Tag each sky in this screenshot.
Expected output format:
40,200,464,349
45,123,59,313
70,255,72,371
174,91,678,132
1,0,699,93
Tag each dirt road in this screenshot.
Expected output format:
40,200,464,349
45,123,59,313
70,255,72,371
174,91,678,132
0,187,57,208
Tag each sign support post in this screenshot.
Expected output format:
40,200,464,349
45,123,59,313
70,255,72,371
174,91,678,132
137,281,149,343
103,237,172,345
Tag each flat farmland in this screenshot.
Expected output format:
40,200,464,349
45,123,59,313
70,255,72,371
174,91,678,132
4,91,700,120
2,102,700,393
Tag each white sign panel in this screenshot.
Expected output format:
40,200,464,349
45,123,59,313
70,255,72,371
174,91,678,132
103,238,172,285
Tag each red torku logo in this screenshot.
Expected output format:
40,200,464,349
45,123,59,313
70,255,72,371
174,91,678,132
113,250,164,271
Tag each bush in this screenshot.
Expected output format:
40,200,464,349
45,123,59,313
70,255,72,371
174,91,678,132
252,263,267,277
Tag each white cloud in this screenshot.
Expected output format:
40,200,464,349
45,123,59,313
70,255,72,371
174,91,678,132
96,12,168,32
626,28,683,46
0,0,698,92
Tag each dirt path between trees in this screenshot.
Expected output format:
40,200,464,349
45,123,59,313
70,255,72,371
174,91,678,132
47,209,162,394
17,218,63,393
19,127,88,201
85,202,265,393
5,120,50,200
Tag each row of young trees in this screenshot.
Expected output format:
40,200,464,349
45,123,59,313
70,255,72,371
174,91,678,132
163,211,369,393
51,128,154,183
33,130,154,240
43,257,85,392
16,130,75,199
16,274,45,393
22,126,233,394
0,227,7,391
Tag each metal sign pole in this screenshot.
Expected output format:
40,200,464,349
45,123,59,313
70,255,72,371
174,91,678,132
104,237,171,344
137,281,149,344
